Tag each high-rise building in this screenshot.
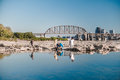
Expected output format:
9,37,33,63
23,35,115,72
95,27,101,33
109,30,114,34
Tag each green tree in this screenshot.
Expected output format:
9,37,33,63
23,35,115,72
13,32,35,39
0,24,13,38
13,32,24,39
24,32,35,39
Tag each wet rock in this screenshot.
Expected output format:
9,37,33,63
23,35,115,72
94,44,103,50
64,48,80,52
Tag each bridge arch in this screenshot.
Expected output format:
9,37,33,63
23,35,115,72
45,25,87,34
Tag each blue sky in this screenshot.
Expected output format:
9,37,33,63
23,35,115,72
0,0,120,33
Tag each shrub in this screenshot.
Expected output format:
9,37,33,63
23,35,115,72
24,32,35,39
0,24,13,38
13,32,35,39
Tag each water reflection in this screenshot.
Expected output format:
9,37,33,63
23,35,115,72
88,51,95,55
69,52,75,62
0,53,11,60
54,50,64,61
53,50,75,62
52,49,120,62
0,49,120,61
30,51,34,60
54,53,58,61
96,49,110,55
30,49,36,60
56,50,63,56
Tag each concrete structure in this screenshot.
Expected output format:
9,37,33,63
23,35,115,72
76,33,120,41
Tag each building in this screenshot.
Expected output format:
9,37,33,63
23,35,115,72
101,29,106,33
95,27,101,33
109,30,114,34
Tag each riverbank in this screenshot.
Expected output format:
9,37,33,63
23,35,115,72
0,40,120,54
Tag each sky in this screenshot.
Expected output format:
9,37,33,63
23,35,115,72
0,0,120,33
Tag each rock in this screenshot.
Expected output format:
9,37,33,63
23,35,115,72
116,45,120,49
20,47,26,51
0,47,5,52
86,44,95,51
0,44,5,47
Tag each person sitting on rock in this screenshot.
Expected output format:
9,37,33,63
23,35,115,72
56,43,63,50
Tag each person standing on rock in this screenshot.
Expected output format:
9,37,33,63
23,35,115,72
70,37,74,48
54,39,57,47
30,40,34,47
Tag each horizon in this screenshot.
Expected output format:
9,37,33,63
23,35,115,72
0,0,120,33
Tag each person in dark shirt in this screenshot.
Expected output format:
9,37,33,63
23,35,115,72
30,40,34,47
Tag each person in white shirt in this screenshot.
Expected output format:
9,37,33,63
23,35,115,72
70,37,74,48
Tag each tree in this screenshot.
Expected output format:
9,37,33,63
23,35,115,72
0,24,13,38
13,32,35,39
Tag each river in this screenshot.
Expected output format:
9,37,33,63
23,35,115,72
0,51,120,80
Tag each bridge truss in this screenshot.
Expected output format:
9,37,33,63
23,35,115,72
45,25,87,34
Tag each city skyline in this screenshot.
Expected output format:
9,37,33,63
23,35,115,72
0,0,120,33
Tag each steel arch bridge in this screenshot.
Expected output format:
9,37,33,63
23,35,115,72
45,25,87,34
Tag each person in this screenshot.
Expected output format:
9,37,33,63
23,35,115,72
30,40,34,47
54,39,57,47
56,43,63,50
70,37,74,48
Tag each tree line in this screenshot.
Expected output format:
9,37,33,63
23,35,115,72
0,24,67,41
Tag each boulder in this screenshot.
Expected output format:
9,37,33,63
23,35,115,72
116,45,120,49
0,47,5,52
20,47,27,51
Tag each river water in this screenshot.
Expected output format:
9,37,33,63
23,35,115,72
0,51,120,80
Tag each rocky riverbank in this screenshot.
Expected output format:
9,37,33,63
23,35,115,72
0,40,120,54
